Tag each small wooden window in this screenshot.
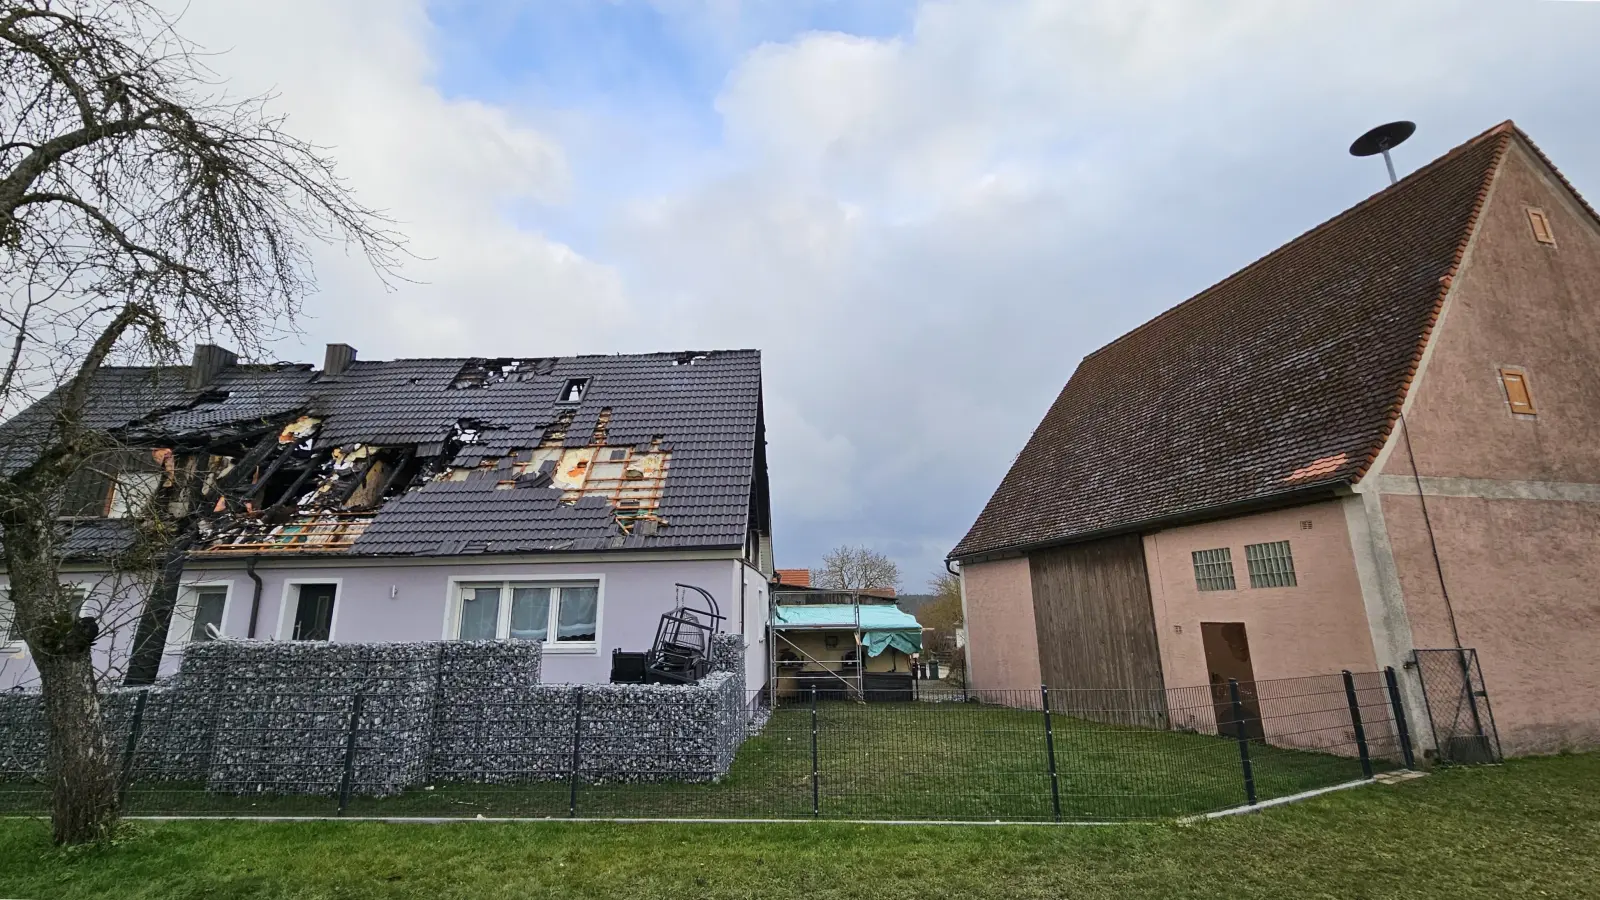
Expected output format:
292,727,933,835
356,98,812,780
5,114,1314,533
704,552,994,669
1526,208,1556,245
1500,368,1536,415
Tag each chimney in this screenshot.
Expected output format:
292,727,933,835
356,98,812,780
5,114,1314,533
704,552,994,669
323,343,357,376
187,344,237,390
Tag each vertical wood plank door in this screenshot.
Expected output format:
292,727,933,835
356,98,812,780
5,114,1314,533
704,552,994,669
1028,533,1168,726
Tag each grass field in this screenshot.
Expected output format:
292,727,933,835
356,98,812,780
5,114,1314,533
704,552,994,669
0,753,1595,899
2,701,1382,821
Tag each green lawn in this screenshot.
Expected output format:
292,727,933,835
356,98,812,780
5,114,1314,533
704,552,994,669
0,754,1595,899
3,702,1382,821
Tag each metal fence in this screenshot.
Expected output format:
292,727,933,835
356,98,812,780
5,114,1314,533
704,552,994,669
0,668,1416,822
1412,648,1502,764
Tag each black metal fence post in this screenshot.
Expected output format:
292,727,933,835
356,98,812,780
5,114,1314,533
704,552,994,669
809,687,820,818
1342,670,1374,779
336,693,364,815
1041,685,1062,823
1228,679,1256,806
1384,666,1415,769
569,688,584,818
116,689,149,810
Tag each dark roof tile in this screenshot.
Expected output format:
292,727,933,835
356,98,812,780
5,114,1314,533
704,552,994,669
952,122,1524,559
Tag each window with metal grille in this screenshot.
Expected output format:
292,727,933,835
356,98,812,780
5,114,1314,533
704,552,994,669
1246,541,1298,588
1191,548,1236,591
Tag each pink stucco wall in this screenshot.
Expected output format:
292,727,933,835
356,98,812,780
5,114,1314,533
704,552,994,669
1377,141,1600,754
1144,500,1378,689
960,556,1040,693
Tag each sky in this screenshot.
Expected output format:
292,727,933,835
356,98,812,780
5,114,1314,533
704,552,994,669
165,0,1600,589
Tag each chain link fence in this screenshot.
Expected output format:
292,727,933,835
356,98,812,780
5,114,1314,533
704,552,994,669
1412,648,1502,764
1,667,1419,822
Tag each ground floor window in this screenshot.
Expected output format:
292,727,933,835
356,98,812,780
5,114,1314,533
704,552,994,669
168,585,229,648
453,581,599,649
289,583,338,640
0,585,88,648
0,589,19,646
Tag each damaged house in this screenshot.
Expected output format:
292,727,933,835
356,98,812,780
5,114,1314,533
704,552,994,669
0,345,773,689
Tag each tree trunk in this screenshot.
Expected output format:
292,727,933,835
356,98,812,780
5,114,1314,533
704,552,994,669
35,650,119,844
3,517,120,844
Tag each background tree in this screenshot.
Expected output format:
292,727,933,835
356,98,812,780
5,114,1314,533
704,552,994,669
815,545,901,591
0,0,400,844
915,571,963,632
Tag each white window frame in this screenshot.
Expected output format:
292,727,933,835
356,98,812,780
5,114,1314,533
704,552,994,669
274,578,344,641
164,580,234,654
442,574,604,655
0,582,91,653
0,587,21,651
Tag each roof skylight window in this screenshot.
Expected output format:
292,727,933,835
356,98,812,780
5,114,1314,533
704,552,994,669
558,378,589,404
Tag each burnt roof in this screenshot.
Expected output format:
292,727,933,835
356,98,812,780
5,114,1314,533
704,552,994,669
1,349,764,557
952,121,1541,560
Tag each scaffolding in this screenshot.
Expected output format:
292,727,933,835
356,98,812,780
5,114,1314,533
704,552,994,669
766,590,925,706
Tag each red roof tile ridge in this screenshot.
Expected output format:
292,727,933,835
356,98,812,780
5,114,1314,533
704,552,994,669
1354,126,1516,480
1082,121,1518,366
1506,123,1600,232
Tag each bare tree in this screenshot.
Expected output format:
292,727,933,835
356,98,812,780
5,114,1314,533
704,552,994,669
0,0,401,844
814,545,901,592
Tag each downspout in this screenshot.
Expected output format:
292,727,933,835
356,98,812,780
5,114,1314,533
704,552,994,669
245,556,264,638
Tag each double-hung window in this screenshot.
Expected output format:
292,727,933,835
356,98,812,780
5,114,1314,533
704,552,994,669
454,581,599,651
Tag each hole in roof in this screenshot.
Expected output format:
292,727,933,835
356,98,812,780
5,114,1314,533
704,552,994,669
558,378,589,404
673,352,709,366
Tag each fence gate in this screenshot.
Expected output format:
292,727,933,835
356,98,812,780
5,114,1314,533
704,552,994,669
1411,648,1502,764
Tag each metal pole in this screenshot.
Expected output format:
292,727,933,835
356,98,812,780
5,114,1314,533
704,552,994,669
1228,679,1256,806
810,686,820,818
117,689,149,810
1041,685,1062,823
336,693,364,815
1342,671,1374,779
1381,147,1398,185
568,688,584,818
1384,666,1416,770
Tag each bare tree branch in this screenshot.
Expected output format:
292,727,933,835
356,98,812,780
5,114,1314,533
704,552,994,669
0,0,408,844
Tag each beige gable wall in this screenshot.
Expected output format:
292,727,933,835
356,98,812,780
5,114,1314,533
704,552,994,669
1371,140,1600,754
1144,500,1377,689
959,557,1040,693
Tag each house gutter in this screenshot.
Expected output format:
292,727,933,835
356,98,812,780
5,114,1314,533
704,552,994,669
948,481,1350,565
245,556,265,638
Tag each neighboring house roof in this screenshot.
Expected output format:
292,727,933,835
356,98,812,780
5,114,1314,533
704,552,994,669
1,349,765,558
953,121,1562,560
774,568,811,587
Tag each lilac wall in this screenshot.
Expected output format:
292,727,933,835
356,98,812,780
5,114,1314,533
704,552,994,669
174,556,750,684
1,555,763,689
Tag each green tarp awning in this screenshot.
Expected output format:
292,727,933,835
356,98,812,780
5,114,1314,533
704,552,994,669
771,604,923,657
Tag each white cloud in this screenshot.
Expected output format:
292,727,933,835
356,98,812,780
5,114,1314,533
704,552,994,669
167,0,629,360
146,0,1600,582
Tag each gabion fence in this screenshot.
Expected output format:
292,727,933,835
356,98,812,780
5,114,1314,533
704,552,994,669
1,663,1417,822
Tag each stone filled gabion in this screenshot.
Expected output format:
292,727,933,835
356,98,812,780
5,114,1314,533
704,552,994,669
0,633,750,798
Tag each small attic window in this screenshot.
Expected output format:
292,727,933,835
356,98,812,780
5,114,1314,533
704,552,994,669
1499,368,1537,416
1526,208,1556,245
558,378,589,404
